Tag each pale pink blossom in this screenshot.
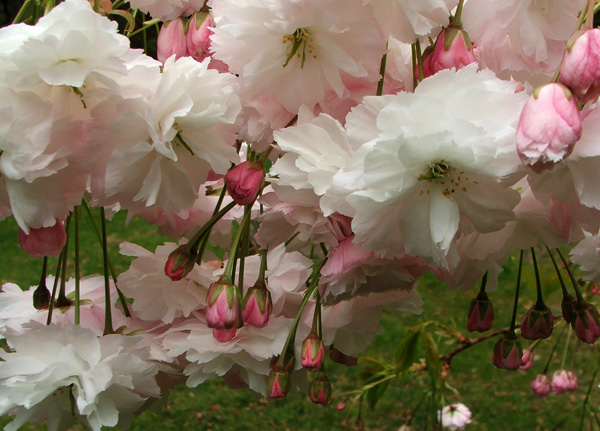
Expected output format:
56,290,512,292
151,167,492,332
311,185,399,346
551,369,571,393
0,323,161,431
96,56,240,213
439,403,472,430
366,0,455,43
210,0,386,112
531,374,550,398
118,242,217,324
462,0,581,81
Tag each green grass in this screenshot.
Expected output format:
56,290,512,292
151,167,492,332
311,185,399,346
1,215,599,431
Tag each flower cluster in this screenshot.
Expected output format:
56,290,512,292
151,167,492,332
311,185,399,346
2,0,600,428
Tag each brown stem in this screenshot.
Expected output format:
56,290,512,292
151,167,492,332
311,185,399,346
440,325,521,366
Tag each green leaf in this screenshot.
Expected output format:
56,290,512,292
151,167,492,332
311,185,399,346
423,330,440,388
395,325,423,373
365,378,390,410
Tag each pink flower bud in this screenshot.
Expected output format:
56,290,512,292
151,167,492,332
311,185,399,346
164,244,196,281
301,333,325,372
530,374,550,398
466,291,494,333
516,83,582,171
492,332,523,371
570,301,600,344
206,279,240,329
157,18,189,64
336,401,346,411
309,371,331,406
521,303,554,340
520,349,534,370
212,327,236,342
429,27,476,74
19,221,66,258
560,29,600,105
187,12,212,62
268,368,290,399
241,283,272,328
551,370,570,394
225,161,265,206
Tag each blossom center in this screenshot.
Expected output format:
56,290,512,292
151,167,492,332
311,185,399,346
418,161,476,197
282,28,317,69
418,160,450,182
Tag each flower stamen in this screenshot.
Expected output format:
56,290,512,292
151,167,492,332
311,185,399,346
282,28,314,69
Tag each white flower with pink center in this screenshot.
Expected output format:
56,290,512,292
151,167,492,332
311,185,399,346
210,0,386,112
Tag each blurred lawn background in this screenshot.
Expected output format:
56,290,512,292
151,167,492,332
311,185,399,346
1,212,599,431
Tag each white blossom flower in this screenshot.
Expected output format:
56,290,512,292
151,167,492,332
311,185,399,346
0,88,88,231
162,316,293,395
96,56,241,212
118,242,218,324
334,66,527,268
0,0,150,94
439,403,472,430
571,233,600,282
0,323,161,431
210,0,386,112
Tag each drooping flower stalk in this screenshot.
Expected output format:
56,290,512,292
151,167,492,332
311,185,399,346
100,207,114,335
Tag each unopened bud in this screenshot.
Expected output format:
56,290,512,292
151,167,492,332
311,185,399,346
516,83,582,171
429,27,476,74
33,281,51,310
492,331,522,371
164,244,197,281
570,301,600,344
212,327,236,342
301,332,325,372
19,221,66,258
225,161,265,206
466,291,494,333
241,282,272,328
521,302,554,340
157,18,189,64
206,279,240,329
268,368,290,399
309,371,331,406
560,29,600,105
